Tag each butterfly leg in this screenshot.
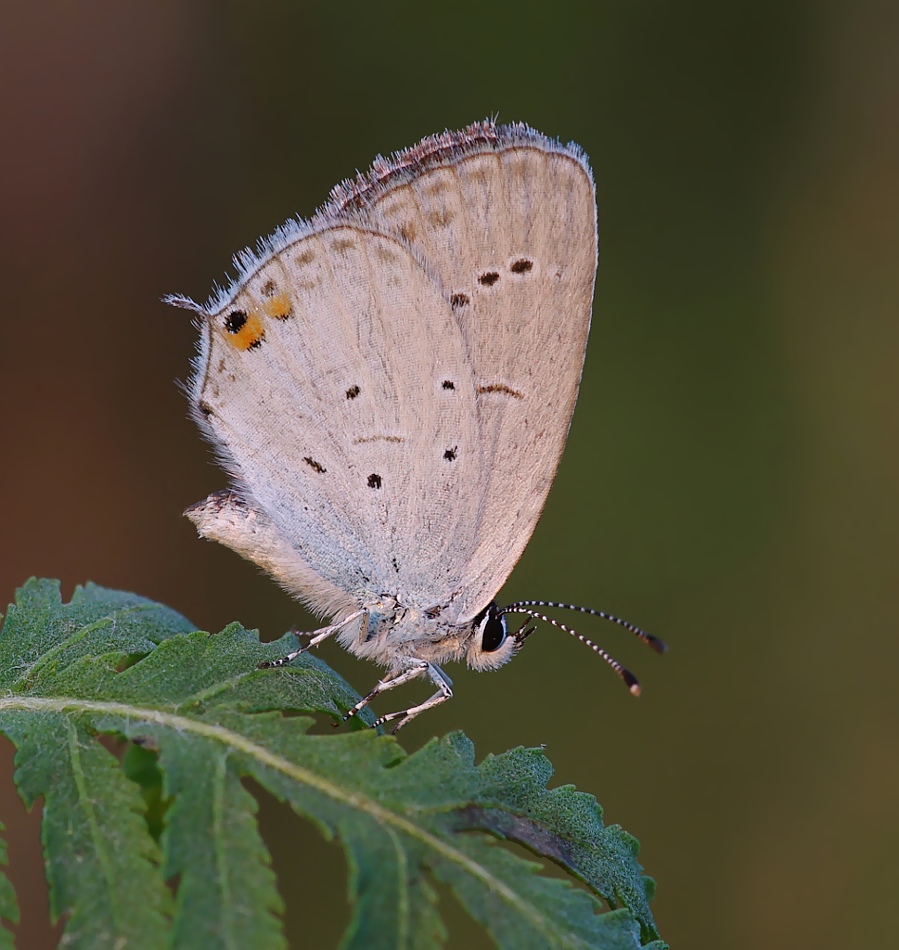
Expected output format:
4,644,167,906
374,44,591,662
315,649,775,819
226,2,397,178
373,664,454,734
259,610,366,669
343,661,429,722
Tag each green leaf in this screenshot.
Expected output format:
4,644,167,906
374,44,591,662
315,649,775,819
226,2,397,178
0,579,664,948
0,821,19,949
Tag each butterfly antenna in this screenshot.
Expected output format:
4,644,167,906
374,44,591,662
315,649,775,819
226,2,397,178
501,605,642,695
503,600,666,654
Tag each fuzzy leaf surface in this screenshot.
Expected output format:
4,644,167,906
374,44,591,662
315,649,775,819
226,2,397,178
0,822,17,949
0,579,664,949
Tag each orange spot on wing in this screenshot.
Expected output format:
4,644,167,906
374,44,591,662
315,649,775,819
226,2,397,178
227,311,266,351
262,293,293,320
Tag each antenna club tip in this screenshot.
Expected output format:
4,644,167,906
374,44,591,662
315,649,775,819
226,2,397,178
621,670,641,695
648,636,668,654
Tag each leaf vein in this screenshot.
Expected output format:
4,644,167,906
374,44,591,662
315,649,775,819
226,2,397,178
66,720,129,931
0,695,560,940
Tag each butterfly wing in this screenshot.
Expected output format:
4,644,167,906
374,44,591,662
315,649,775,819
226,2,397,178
182,121,596,626
186,222,485,614
350,123,597,621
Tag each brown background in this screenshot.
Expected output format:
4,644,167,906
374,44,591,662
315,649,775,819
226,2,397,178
1,1,897,947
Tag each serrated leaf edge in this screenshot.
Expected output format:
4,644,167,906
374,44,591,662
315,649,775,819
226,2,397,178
0,695,594,944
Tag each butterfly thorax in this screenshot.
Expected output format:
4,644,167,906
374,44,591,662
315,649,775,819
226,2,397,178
337,599,472,669
331,595,521,675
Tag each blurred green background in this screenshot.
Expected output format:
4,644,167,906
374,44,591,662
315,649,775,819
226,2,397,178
2,1,897,946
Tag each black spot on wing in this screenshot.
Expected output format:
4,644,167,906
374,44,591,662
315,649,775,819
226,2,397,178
225,311,247,333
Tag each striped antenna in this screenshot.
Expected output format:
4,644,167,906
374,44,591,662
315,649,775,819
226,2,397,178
502,600,666,653
500,602,666,696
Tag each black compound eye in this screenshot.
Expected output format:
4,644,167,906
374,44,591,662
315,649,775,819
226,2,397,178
478,605,507,653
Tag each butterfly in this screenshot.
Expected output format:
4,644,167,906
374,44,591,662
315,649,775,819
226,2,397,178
168,120,663,732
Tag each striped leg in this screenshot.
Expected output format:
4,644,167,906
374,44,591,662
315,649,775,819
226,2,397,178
259,610,366,668
373,664,454,733
343,662,429,721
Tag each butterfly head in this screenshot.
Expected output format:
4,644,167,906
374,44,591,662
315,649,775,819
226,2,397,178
464,603,534,671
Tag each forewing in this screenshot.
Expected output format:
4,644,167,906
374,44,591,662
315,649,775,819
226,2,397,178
356,126,597,620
